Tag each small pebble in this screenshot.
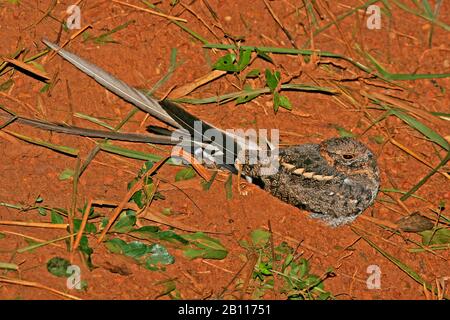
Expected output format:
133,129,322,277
421,23,430,31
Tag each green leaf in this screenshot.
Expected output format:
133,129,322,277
131,190,145,208
305,274,321,288
420,228,450,245
0,232,5,240
29,61,46,73
0,79,14,91
41,83,51,93
299,258,310,278
78,235,94,270
47,257,71,278
265,69,280,92
182,232,228,260
105,238,174,270
123,241,152,258
59,168,74,180
278,94,292,110
245,69,260,78
51,210,64,224
175,167,196,181
212,53,237,71
112,211,137,233
202,170,218,191
334,125,355,138
256,49,273,63
250,229,271,248
282,253,294,271
236,85,261,105
105,238,127,254
236,49,252,71
82,31,91,41
37,207,47,216
258,262,273,276
131,226,188,244
212,49,251,72
155,279,177,298
273,91,281,113
318,292,332,300
73,219,97,234
161,208,173,215
145,244,175,270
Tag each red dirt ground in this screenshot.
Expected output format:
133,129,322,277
0,0,449,300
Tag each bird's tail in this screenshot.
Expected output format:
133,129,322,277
43,38,271,173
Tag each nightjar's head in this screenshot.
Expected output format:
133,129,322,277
319,137,379,180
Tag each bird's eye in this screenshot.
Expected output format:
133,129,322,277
342,154,354,160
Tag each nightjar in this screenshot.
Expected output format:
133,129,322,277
242,137,380,226
43,39,380,227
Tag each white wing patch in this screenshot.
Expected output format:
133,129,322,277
280,162,334,181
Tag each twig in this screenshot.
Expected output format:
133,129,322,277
0,230,65,249
169,70,227,99
0,221,68,229
0,276,81,300
1,58,50,81
72,200,92,252
69,158,81,251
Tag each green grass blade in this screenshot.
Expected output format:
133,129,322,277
364,51,450,80
6,131,79,156
389,109,449,151
0,262,18,271
173,83,336,105
74,113,115,131
17,234,74,253
380,188,427,201
98,143,180,165
203,43,373,74
401,151,450,201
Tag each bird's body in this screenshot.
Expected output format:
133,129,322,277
242,138,380,226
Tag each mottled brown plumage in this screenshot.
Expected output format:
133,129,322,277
243,137,380,226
